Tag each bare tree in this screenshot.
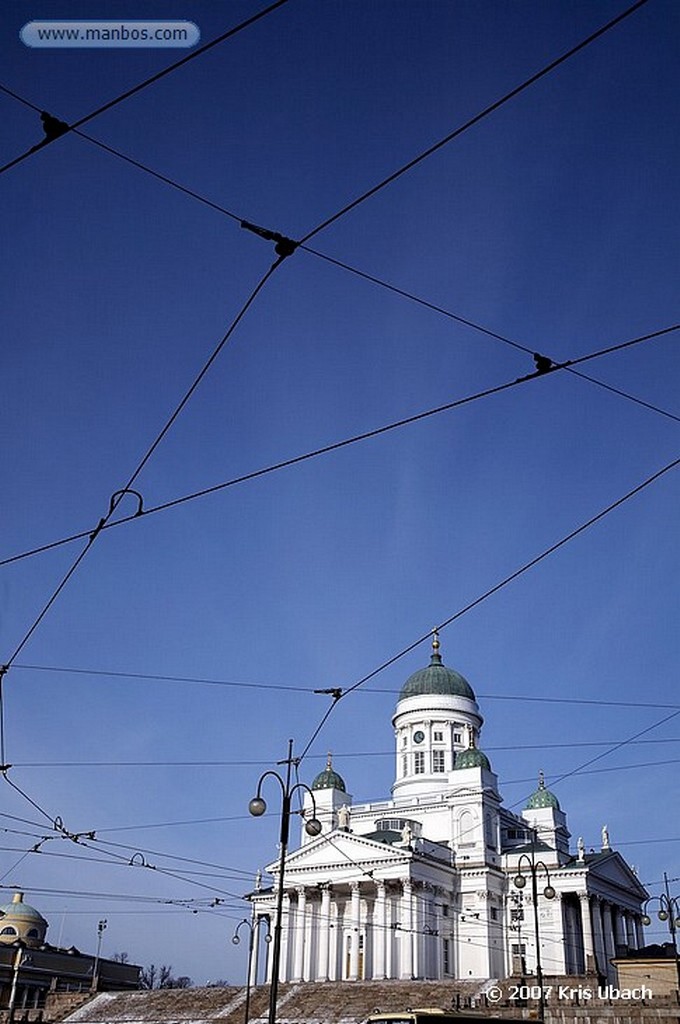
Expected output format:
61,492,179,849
140,964,192,989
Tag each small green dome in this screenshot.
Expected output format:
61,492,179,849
399,632,475,702
525,772,560,810
455,747,491,771
312,754,346,792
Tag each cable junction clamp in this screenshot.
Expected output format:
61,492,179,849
240,219,298,258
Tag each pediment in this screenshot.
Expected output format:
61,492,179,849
585,851,648,900
266,829,413,880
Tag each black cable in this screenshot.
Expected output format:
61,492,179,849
0,0,292,177
10,663,680,713
302,246,680,426
57,120,680,431
0,71,673,438
299,0,651,243
0,882,234,905
543,710,680,792
7,736,680,768
2,259,283,671
2,772,56,826
2,323,676,572
296,451,680,766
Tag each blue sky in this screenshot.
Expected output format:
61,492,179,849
1,0,679,984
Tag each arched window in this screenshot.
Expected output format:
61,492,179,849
27,928,39,938
1,926,17,935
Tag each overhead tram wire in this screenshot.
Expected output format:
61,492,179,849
0,252,290,831
2,53,675,435
2,322,677,572
7,663,680,710
0,6,670,429
2,400,677,841
298,0,651,244
0,0,293,178
0,82,675,466
1,257,284,676
301,247,680,427
297,449,680,763
8,736,680,768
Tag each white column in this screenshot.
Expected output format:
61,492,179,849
292,887,306,982
579,894,595,973
635,914,644,949
432,889,442,979
318,885,331,981
278,893,292,982
591,897,605,976
249,917,260,986
348,883,361,980
401,880,413,979
624,911,635,949
329,898,340,981
602,902,615,981
374,881,387,980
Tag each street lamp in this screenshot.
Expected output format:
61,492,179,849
642,871,680,990
514,848,555,1022
232,917,272,1024
249,739,321,1024
7,942,31,1023
91,918,108,991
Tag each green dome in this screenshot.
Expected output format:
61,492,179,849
455,747,491,770
525,772,560,810
312,754,346,792
399,635,475,702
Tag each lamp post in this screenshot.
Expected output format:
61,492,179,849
232,917,272,1024
249,739,322,1024
7,942,30,1023
91,918,108,991
513,847,555,1022
642,871,680,990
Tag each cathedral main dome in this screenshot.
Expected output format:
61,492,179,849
399,641,475,702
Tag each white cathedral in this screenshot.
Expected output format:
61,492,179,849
249,634,647,985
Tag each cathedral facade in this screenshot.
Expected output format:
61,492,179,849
249,635,647,985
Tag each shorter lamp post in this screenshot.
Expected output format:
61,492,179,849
642,871,680,990
7,942,30,1023
513,853,555,1022
232,917,272,1024
91,918,108,991
249,739,322,1024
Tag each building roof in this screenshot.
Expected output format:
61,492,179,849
398,632,475,702
311,753,346,792
0,892,47,925
525,771,560,810
455,747,491,770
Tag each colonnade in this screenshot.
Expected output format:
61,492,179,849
250,883,647,986
584,894,643,980
513,891,645,982
253,879,448,983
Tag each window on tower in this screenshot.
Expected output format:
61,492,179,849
402,754,408,777
432,750,445,772
433,730,444,742
414,751,425,774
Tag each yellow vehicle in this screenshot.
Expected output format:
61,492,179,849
366,1009,526,1024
